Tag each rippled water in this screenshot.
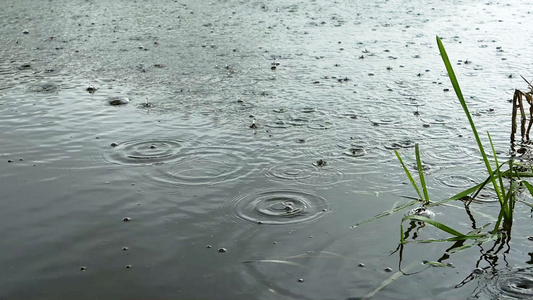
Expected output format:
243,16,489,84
473,267,533,299
1,0,533,299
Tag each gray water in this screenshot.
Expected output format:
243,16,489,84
1,0,533,299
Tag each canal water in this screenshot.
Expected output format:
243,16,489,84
1,0,533,299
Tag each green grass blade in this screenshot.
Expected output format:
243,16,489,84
488,132,506,200
436,36,503,207
415,144,429,203
522,181,533,199
445,233,498,253
422,261,455,268
401,216,494,243
351,199,418,228
405,234,492,244
493,208,504,233
395,150,423,201
362,261,420,300
401,215,465,237
430,181,486,206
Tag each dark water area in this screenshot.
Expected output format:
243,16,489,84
1,0,533,299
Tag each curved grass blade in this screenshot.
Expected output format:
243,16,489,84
395,149,423,201
446,233,499,254
401,215,465,237
415,144,430,203
401,214,491,245
422,261,455,268
522,181,533,198
351,199,418,228
361,260,420,300
436,36,503,207
488,132,506,201
430,181,486,206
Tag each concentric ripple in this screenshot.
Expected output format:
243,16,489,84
265,162,345,186
383,139,416,150
102,139,184,165
227,190,330,225
147,146,253,186
27,82,60,93
476,267,533,299
266,163,316,182
433,168,479,189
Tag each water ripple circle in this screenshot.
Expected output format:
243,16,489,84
148,147,252,186
103,139,184,165
266,163,345,186
433,168,479,189
266,163,316,182
477,267,533,299
229,190,330,225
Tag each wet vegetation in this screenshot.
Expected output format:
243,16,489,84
355,37,533,299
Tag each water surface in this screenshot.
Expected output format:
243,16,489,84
1,0,533,299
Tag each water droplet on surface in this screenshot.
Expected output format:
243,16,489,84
103,139,184,166
86,86,98,94
475,267,533,299
108,97,130,105
227,190,330,225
